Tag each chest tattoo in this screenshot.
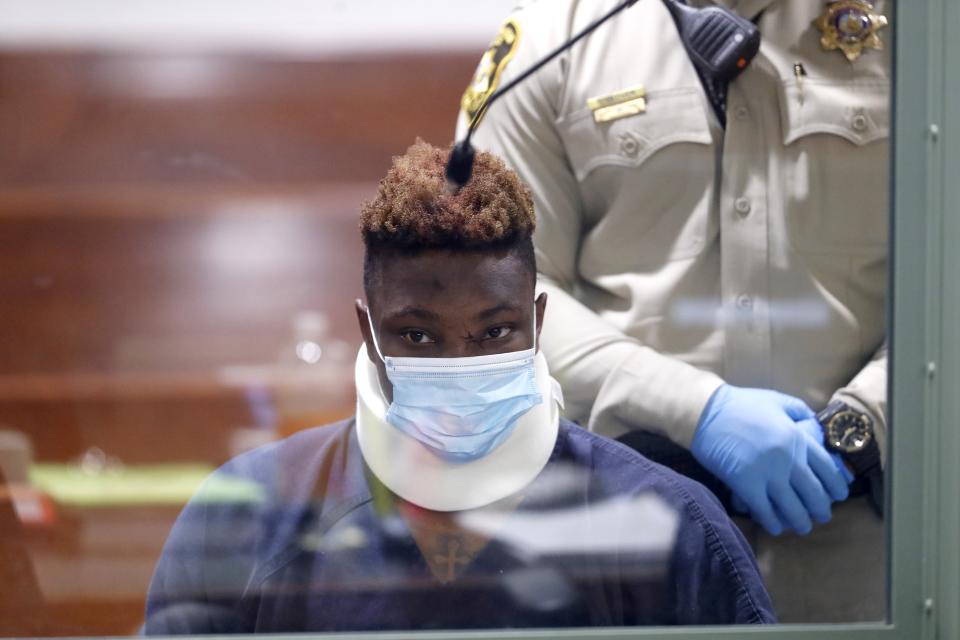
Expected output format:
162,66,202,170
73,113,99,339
398,494,524,584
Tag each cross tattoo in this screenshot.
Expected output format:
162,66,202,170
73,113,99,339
432,535,472,582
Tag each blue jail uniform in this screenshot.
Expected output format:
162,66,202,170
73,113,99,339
144,419,775,633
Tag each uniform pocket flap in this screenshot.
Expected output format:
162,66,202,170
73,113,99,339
557,88,712,182
780,80,889,147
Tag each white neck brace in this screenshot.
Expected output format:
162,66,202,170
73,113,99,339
354,344,563,512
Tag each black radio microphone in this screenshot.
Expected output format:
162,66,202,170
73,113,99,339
664,0,761,83
446,0,761,191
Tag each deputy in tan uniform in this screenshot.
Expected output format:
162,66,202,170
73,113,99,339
457,0,889,622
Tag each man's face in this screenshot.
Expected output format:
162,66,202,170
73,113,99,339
355,248,546,403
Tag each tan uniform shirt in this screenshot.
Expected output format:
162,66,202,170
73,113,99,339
458,0,889,459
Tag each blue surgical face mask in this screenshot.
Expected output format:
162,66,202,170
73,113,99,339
366,307,543,463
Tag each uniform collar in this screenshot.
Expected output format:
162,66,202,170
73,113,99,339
354,345,563,512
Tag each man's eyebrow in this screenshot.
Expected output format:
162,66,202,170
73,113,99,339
476,303,523,321
383,306,440,322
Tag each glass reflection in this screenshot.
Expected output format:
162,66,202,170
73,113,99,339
0,0,892,635
144,439,771,632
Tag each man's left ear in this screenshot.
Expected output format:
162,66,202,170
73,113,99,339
534,292,548,352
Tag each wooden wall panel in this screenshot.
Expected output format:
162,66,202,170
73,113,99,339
0,51,478,187
0,48,482,636
0,200,367,375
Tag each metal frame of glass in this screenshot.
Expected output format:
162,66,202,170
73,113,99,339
926,0,960,638
68,0,960,638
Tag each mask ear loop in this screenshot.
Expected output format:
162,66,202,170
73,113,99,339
531,302,539,352
365,307,387,364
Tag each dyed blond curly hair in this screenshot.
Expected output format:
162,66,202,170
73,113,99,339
360,139,535,250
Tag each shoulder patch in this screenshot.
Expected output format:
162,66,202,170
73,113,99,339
460,18,522,128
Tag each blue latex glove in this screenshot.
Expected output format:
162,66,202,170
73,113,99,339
798,417,856,484
730,419,854,516
691,385,851,536
729,418,854,516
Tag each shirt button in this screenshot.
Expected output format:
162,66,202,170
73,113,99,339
851,113,868,132
619,133,639,157
734,197,752,216
736,295,753,310
734,106,749,121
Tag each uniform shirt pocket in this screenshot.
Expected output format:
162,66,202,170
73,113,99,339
779,79,890,253
555,88,715,269
557,88,712,182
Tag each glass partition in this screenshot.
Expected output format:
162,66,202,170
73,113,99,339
0,0,947,638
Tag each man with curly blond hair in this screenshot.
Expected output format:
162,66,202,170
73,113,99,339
145,141,774,634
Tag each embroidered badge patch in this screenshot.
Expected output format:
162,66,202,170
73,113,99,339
460,19,521,128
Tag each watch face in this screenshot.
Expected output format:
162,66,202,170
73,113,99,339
825,410,873,453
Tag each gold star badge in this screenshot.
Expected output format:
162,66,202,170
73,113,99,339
814,1,888,62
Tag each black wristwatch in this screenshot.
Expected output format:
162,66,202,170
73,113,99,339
817,400,881,477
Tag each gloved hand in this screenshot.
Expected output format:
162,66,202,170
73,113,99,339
730,420,855,529
797,416,855,484
691,385,851,536
729,418,854,516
